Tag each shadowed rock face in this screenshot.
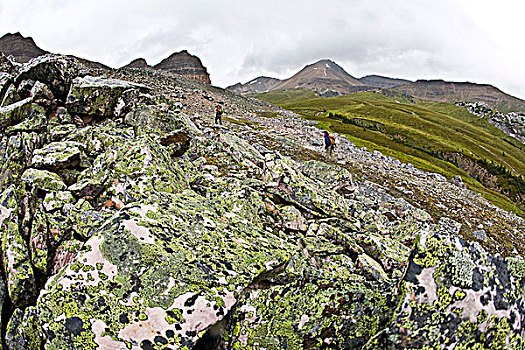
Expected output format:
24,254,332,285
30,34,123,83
0,32,48,63
153,50,211,84
0,54,524,349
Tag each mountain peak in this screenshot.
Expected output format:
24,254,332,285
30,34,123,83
0,32,48,62
122,58,150,69
151,50,211,84
272,58,364,94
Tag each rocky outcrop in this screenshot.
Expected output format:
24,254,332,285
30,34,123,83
0,32,48,63
153,50,211,84
458,101,525,146
358,75,411,89
1,54,524,349
121,58,150,69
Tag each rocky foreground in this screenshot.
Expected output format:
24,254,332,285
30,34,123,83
0,54,524,349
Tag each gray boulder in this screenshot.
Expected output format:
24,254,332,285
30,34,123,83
15,54,79,100
66,75,150,117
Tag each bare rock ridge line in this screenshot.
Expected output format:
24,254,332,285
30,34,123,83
0,52,525,349
122,50,211,84
0,32,211,84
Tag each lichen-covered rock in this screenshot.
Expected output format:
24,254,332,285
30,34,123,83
49,123,77,142
124,104,190,136
66,75,149,117
1,83,20,107
299,160,355,195
37,190,296,349
370,232,525,349
69,199,111,240
14,54,80,99
50,238,84,275
43,190,75,212
0,53,15,74
279,205,308,231
0,186,37,308
355,253,390,283
21,168,67,192
0,132,43,192
0,98,43,132
6,306,43,350
0,72,13,101
31,141,84,170
30,80,54,101
225,265,395,350
264,155,353,220
355,232,411,279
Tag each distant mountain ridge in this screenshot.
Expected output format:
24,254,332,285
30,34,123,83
228,76,282,95
228,60,410,97
229,60,525,113
358,75,412,88
393,80,525,113
0,32,211,84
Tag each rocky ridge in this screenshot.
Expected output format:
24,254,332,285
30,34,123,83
458,101,525,146
0,33,210,84
120,51,212,84
0,33,47,63
0,53,524,349
357,75,411,89
227,77,282,95
393,80,525,114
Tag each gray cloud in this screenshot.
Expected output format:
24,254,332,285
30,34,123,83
0,0,523,98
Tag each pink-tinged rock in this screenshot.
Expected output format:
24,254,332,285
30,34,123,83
50,238,83,275
31,207,48,273
279,205,308,231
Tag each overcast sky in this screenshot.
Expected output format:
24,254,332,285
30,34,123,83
1,0,523,99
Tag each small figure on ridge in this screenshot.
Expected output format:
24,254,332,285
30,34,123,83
323,130,335,159
215,103,224,125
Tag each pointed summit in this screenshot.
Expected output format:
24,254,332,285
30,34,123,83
273,59,364,94
0,32,48,62
229,59,369,96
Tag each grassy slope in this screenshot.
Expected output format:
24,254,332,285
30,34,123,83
257,90,525,217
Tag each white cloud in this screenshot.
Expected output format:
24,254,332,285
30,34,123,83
0,0,523,99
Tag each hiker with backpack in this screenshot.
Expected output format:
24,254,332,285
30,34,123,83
215,103,224,125
323,131,335,158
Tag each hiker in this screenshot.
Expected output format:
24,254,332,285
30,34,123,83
215,103,224,125
323,131,335,158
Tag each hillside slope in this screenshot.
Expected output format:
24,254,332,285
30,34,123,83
257,89,525,217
